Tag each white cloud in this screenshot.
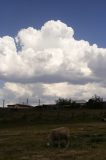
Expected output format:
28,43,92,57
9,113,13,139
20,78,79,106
0,20,93,83
0,20,106,106
0,82,46,106
43,82,106,100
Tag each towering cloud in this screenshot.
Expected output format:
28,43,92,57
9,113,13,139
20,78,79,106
0,20,106,105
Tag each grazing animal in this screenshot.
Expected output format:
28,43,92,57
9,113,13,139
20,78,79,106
48,127,70,148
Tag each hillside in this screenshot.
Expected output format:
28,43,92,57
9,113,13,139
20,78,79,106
0,107,106,126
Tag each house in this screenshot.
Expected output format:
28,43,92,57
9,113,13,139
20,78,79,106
75,100,86,106
7,103,33,109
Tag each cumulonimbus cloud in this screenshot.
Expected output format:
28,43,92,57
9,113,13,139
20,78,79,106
0,20,106,106
0,20,106,84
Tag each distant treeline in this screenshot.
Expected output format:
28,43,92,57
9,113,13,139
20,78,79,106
54,95,105,109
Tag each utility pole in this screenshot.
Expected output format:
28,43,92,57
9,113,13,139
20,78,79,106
27,98,29,105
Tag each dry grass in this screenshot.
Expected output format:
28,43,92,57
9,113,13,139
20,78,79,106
0,122,106,160
0,108,106,159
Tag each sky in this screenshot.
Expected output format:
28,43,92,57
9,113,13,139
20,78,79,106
0,0,106,106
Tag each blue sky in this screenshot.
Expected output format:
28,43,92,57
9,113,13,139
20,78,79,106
0,0,106,47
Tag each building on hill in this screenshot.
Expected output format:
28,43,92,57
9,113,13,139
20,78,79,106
75,100,86,106
7,103,33,109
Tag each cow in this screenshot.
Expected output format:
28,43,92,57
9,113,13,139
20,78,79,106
47,127,70,148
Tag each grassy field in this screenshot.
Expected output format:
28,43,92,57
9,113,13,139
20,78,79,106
0,108,106,160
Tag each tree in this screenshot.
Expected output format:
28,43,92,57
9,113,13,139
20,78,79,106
55,98,72,106
55,97,81,109
87,95,103,109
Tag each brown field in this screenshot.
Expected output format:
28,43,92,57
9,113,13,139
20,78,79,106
0,108,106,160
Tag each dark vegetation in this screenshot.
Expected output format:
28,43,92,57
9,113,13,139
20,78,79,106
0,107,106,126
55,95,104,109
